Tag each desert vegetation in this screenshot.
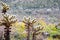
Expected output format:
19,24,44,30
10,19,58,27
0,0,60,40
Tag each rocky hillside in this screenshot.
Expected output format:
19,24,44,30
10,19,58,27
0,0,60,24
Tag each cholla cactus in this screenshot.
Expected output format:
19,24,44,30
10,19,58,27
0,14,17,40
23,17,36,40
23,17,43,40
0,14,17,27
32,26,43,40
1,3,9,14
23,17,36,28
